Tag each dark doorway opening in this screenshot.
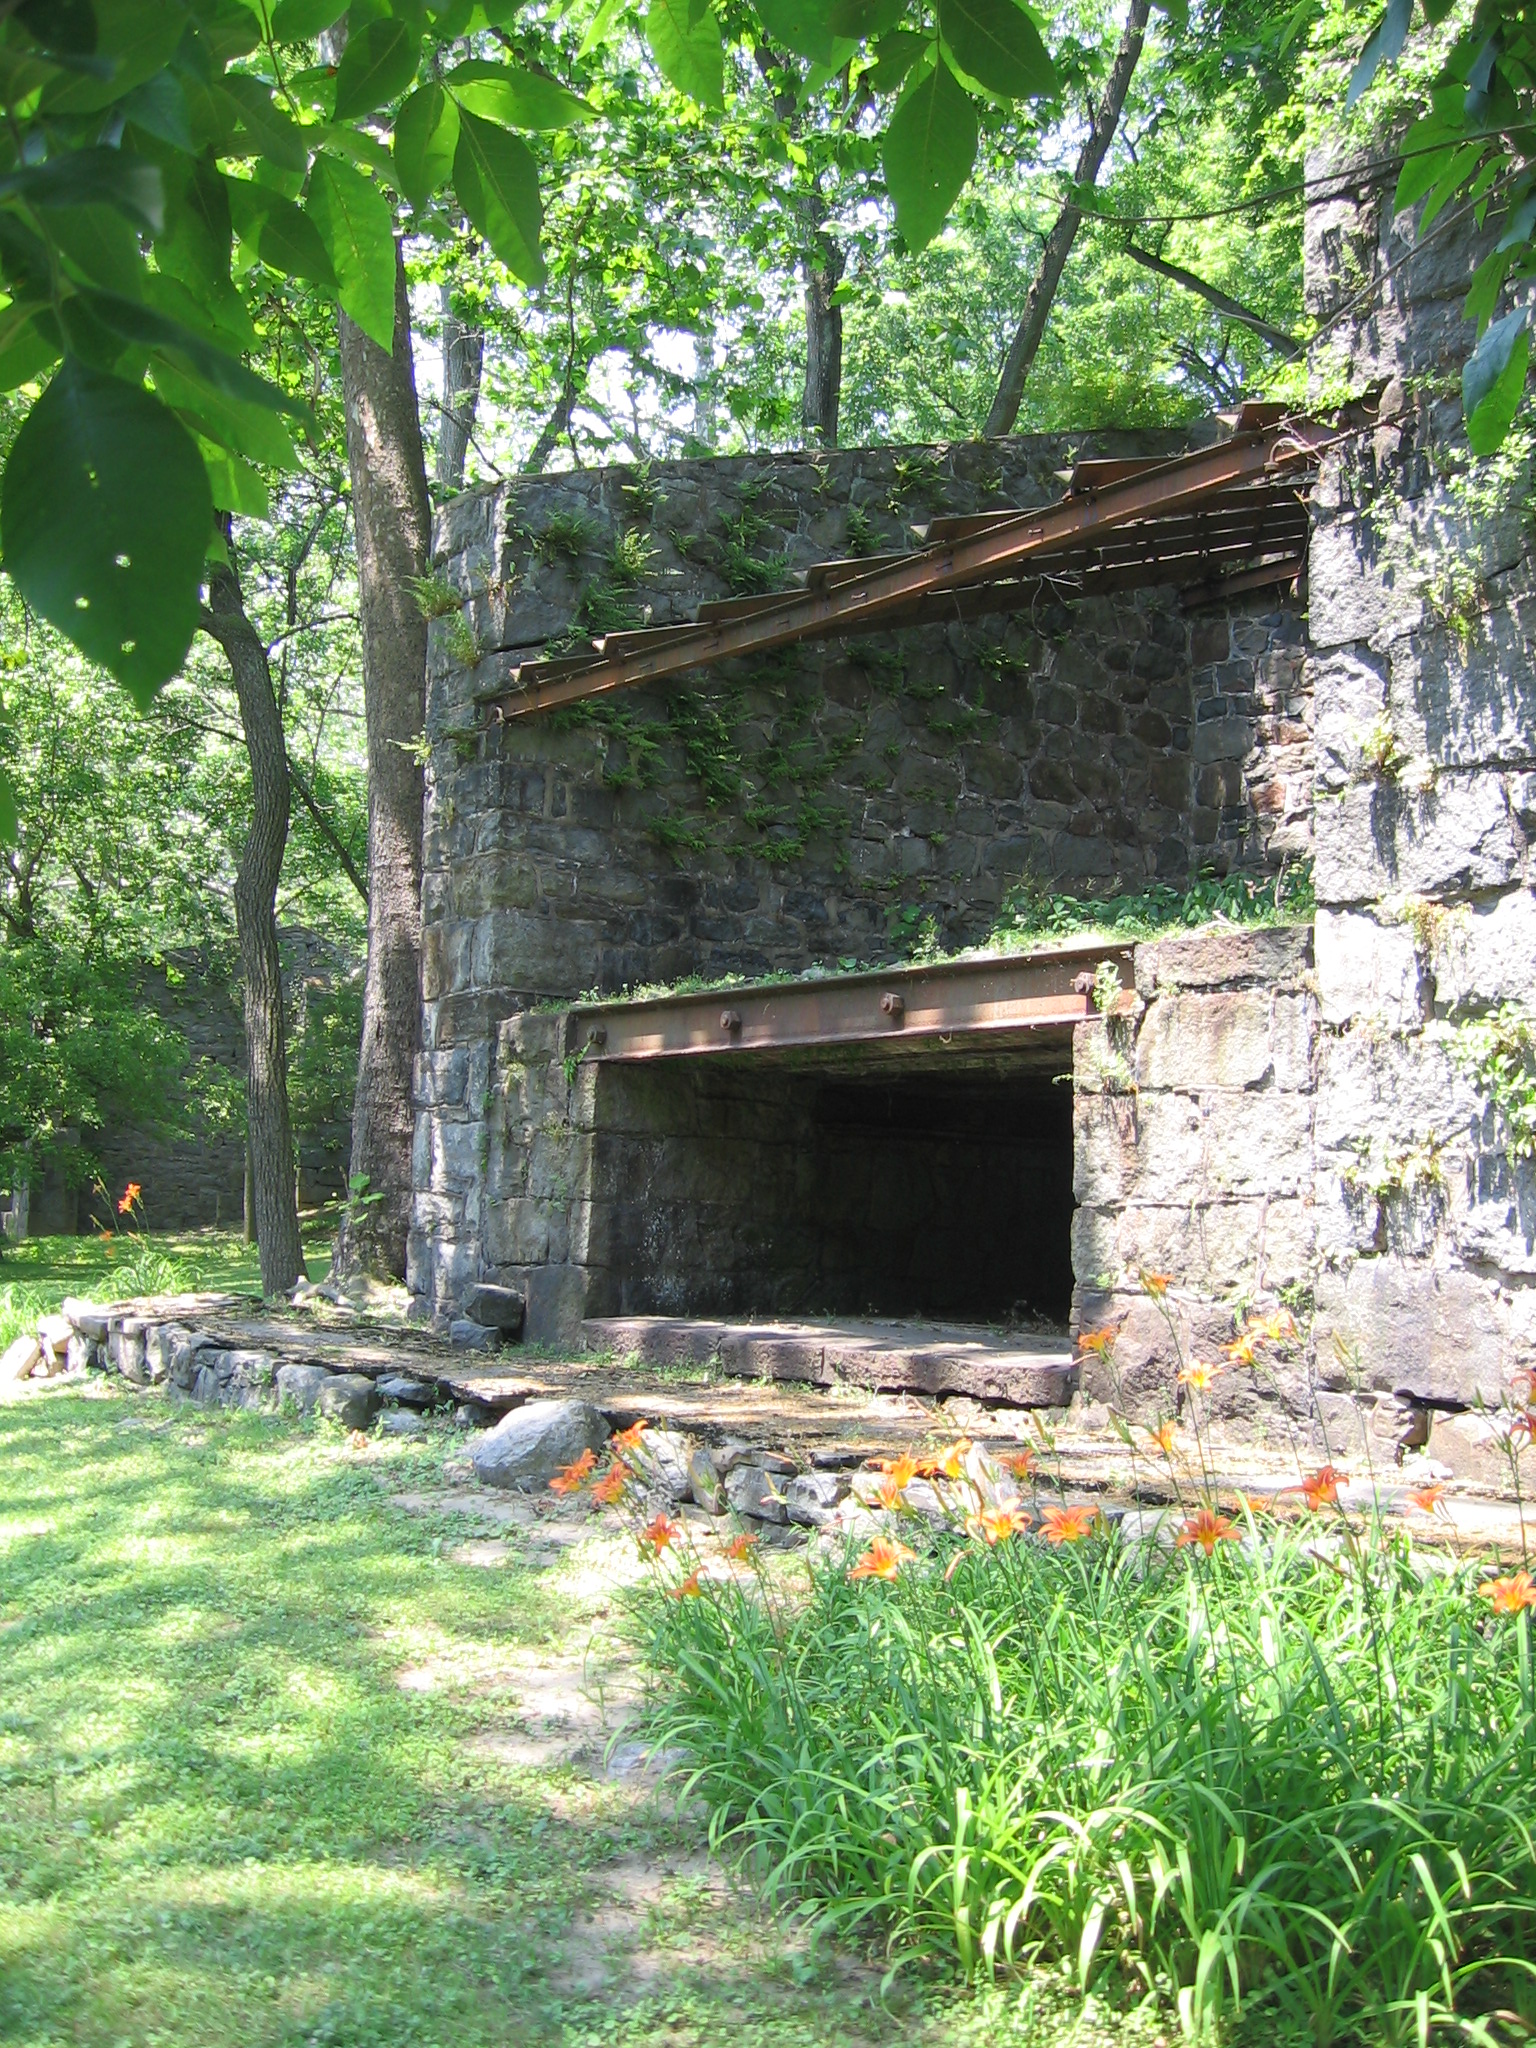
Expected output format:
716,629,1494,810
586,1040,1075,1330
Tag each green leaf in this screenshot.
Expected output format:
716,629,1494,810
121,71,194,151
227,178,337,285
40,0,187,113
155,354,297,469
393,81,459,209
0,149,163,235
1463,246,1512,332
445,60,596,129
1464,306,1528,455
869,27,925,89
755,0,841,63
881,54,977,249
1,357,213,705
271,0,348,38
17,0,98,56
646,0,723,108
1346,0,1412,110
452,109,544,285
1496,189,1536,254
579,0,626,55
47,205,145,297
937,0,1054,98
197,436,270,519
156,155,234,294
81,288,307,417
0,306,61,391
829,0,908,37
333,17,421,120
306,153,397,347
1393,113,1458,212
0,758,15,849
214,74,310,175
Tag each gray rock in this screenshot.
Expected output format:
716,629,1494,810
725,1463,790,1524
453,1399,501,1428
688,1446,726,1514
111,1319,149,1384
449,1318,500,1350
784,1472,847,1527
713,1441,796,1478
380,1409,428,1436
626,1427,694,1501
0,1335,39,1385
464,1282,526,1333
378,1373,438,1408
276,1362,332,1413
316,1373,381,1430
471,1398,609,1491
61,1299,109,1343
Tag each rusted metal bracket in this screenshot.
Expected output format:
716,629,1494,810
565,939,1137,1063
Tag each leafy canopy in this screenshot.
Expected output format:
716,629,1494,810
0,0,1068,747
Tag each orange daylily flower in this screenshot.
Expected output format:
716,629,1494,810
1176,1507,1242,1555
1147,1421,1180,1456
724,1532,759,1561
1076,1325,1117,1356
639,1511,682,1554
1178,1360,1221,1393
967,1504,1031,1546
1406,1483,1447,1515
1298,1465,1346,1511
875,1454,918,1509
916,1440,971,1481
590,1461,630,1506
1039,1503,1099,1545
549,1449,597,1495
610,1419,650,1455
1000,1449,1036,1479
1223,1333,1258,1367
669,1570,704,1600
1479,1571,1536,1615
849,1536,916,1581
117,1181,142,1214
1140,1270,1173,1299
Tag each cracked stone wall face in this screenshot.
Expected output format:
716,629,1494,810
1299,159,1536,1427
412,432,1308,1324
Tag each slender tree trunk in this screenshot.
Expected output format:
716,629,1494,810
243,1140,255,1244
436,281,484,493
803,225,845,448
202,546,307,1296
985,0,1151,437
1121,242,1302,355
334,242,431,1282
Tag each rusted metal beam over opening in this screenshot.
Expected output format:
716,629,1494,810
487,411,1328,724
565,938,1136,1064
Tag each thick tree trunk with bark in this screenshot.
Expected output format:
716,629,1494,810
436,282,484,493
985,0,1151,437
202,547,308,1296
803,227,845,448
334,242,431,1282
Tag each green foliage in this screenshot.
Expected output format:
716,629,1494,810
537,510,603,560
407,571,463,620
994,861,1316,946
1450,1002,1536,1158
636,1490,1536,2042
288,972,363,1146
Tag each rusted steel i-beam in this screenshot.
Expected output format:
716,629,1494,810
488,424,1326,722
564,940,1137,1063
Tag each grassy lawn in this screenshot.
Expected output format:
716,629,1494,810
0,1228,338,1350
0,1385,1152,2048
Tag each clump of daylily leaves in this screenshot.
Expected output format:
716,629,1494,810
550,1277,1536,2043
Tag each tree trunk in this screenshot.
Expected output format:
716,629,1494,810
436,281,484,493
334,242,430,1282
1122,242,1302,356
984,0,1151,437
202,544,307,1296
243,1139,255,1244
803,227,845,448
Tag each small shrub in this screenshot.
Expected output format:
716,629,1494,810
406,571,462,620
536,510,601,561
1451,1002,1536,1158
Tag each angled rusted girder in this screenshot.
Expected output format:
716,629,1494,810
487,422,1326,722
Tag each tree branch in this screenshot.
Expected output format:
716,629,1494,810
286,753,368,906
1123,243,1301,356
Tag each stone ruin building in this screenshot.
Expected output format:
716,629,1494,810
405,164,1536,1464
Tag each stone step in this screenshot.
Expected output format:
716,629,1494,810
582,1316,1077,1406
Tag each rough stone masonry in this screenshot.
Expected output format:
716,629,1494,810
409,163,1535,1444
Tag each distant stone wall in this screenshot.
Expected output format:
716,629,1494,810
413,432,1312,1320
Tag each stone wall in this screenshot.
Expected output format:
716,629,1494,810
1302,155,1536,1418
413,432,1312,1320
